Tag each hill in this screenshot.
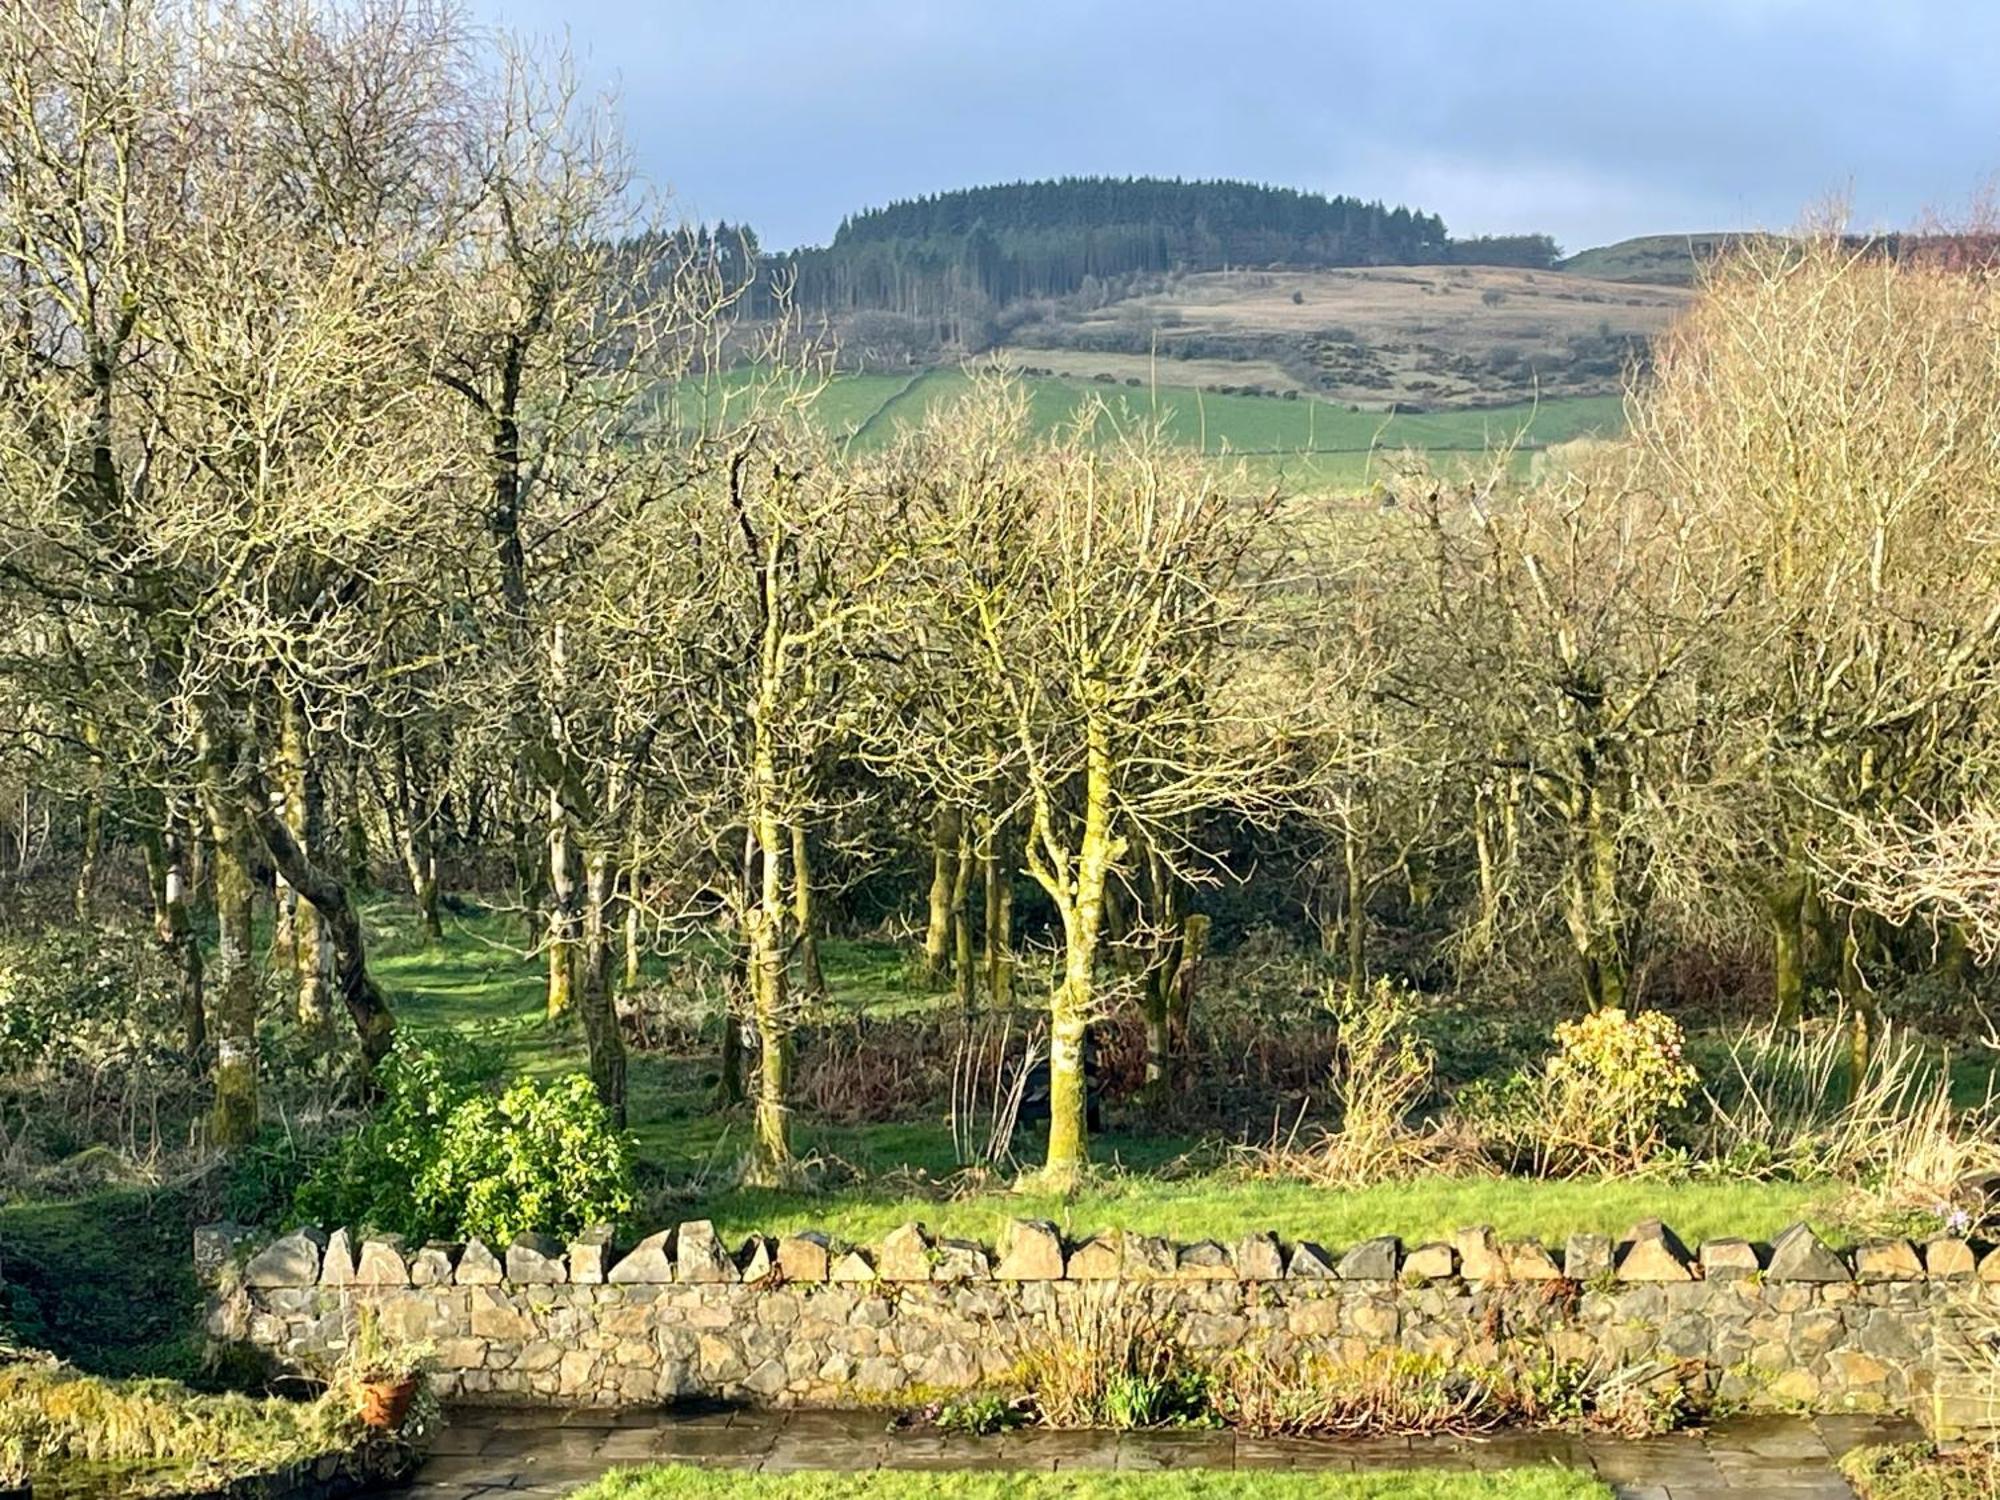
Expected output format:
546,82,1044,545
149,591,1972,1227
1557,233,1752,285
997,264,1688,408
736,177,1561,333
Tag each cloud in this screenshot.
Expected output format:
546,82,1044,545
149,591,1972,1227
470,0,2000,252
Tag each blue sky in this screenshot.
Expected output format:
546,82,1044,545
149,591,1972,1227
468,0,1997,255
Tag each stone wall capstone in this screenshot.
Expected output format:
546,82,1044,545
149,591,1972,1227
203,1218,2000,1432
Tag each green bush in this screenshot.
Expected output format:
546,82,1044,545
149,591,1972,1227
290,1036,634,1244
420,1075,636,1245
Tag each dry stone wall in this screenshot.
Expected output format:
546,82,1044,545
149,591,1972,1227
201,1218,2000,1431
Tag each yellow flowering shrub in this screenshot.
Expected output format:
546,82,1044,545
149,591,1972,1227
1538,1008,1698,1174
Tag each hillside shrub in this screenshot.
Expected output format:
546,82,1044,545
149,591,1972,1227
291,1035,633,1244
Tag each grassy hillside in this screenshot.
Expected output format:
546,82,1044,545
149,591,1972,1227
679,367,1625,491
1557,233,1752,285
1002,264,1684,408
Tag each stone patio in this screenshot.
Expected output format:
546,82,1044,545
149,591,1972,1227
384,1405,1924,1500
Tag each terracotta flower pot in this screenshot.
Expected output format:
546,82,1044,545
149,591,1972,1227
357,1373,420,1431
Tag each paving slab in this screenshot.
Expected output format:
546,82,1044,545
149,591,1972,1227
388,1405,1868,1497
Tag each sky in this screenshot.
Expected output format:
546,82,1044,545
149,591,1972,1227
467,0,1998,255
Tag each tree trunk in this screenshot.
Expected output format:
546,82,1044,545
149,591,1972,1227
281,696,332,1032
1343,823,1367,1010
623,807,644,992
718,1012,746,1107
579,844,628,1127
73,721,103,923
143,815,206,1072
950,816,975,1014
1140,848,1182,1102
744,812,794,1184
245,786,397,1072
1041,717,1120,1187
204,794,259,1148
791,821,826,1002
1169,914,1209,1055
547,785,579,1021
983,820,1013,1009
340,751,372,894
923,803,959,985
393,736,443,945
1766,873,1808,1026
1563,782,1628,1011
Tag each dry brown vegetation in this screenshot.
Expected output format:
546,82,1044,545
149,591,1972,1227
1005,265,1688,407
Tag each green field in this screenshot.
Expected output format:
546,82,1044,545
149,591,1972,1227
676,367,1625,491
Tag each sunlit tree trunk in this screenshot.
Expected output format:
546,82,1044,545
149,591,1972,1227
547,785,579,1020
245,784,398,1073
281,696,332,1032
744,772,794,1183
791,820,826,1001
1039,714,1120,1186
201,729,259,1146
923,803,959,984
580,842,628,1127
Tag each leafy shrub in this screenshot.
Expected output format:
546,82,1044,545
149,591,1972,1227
0,927,182,1074
291,1036,478,1237
0,925,220,1197
1469,1008,1698,1176
1545,1007,1697,1162
419,1075,635,1245
291,1035,634,1244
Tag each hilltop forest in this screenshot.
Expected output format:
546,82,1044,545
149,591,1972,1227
703,178,1559,334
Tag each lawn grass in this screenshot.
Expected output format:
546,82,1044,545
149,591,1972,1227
0,1188,208,1379
575,1465,1613,1500
362,901,1839,1253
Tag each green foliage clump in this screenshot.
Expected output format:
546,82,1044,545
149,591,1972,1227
0,927,180,1074
929,1394,1023,1435
421,1075,637,1245
1461,1008,1698,1177
292,1035,634,1245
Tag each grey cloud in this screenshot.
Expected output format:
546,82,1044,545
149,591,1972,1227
475,0,2000,252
